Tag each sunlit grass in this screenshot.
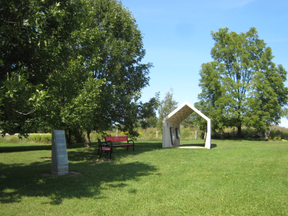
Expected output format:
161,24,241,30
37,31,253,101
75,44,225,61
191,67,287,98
0,140,287,215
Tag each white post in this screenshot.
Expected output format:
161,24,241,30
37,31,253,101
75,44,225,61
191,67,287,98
195,131,197,139
205,119,211,149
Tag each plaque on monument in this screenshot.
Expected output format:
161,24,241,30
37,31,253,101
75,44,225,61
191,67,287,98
51,130,69,175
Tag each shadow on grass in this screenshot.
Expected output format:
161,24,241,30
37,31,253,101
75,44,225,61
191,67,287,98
0,140,214,205
67,141,164,162
179,143,217,149
0,141,162,155
0,142,91,153
66,141,216,162
0,159,157,205
0,142,162,204
0,144,52,153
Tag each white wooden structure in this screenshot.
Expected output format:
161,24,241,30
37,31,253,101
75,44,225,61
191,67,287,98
162,101,211,149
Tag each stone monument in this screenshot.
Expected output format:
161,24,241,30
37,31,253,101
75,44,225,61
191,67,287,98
51,130,69,175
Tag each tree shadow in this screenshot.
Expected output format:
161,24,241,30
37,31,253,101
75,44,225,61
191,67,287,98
69,141,163,161
66,141,217,162
1,140,216,205
0,159,157,205
0,142,88,153
179,143,218,149
0,145,51,153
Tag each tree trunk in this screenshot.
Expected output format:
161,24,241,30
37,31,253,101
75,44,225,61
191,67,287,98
67,129,72,145
237,125,242,139
84,131,91,148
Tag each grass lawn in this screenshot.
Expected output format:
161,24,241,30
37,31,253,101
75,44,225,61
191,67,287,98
0,139,288,215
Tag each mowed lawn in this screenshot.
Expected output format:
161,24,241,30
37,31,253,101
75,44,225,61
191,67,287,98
0,140,287,215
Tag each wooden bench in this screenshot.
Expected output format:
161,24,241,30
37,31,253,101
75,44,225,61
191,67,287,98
105,136,134,151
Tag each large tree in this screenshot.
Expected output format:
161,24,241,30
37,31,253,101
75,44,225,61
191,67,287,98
0,0,155,143
36,0,106,145
197,27,288,138
87,0,153,136
0,0,86,136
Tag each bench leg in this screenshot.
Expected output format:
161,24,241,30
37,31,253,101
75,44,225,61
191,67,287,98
99,150,102,158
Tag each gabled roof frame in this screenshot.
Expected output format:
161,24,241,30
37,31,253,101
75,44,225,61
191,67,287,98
162,101,211,149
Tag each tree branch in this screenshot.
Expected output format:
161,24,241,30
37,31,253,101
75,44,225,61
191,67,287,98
14,109,36,115
0,18,18,24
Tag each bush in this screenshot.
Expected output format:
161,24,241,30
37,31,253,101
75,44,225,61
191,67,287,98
28,134,52,143
269,125,288,140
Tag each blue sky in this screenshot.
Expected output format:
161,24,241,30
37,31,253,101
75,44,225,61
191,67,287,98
121,0,288,127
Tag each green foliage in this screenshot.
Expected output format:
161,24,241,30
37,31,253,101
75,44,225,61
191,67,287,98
269,125,288,140
0,0,82,135
181,114,197,128
157,89,178,130
197,27,288,137
138,92,160,129
0,0,154,143
0,0,88,136
86,0,154,138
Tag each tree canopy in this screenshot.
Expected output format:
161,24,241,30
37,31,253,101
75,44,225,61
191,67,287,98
196,27,288,137
1,0,86,136
0,0,155,142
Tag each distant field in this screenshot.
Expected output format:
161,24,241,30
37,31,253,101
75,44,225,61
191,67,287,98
0,140,287,215
1,125,288,145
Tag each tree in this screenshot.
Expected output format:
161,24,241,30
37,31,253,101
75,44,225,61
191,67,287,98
158,89,178,130
87,0,153,136
197,27,288,138
138,92,160,129
35,0,106,145
181,115,195,128
0,0,86,136
1,0,155,144
35,0,154,144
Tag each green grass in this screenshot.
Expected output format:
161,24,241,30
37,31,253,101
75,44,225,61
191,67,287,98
0,140,288,215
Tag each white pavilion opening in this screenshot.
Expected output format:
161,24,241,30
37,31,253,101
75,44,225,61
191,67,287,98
162,101,211,149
